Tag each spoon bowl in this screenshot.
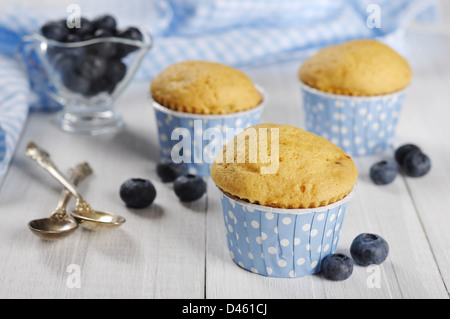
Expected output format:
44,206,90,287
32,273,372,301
27,161,92,240
28,217,78,241
71,210,125,231
26,142,126,231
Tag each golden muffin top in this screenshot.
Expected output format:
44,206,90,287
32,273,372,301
210,123,358,209
150,61,263,114
298,39,412,96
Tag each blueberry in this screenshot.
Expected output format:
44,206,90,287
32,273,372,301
120,178,156,209
82,59,126,96
106,59,127,85
51,52,76,74
86,78,112,96
50,48,85,70
321,254,354,281
61,71,90,95
402,150,431,177
115,27,143,58
173,175,206,202
91,29,118,58
350,233,389,266
114,44,133,58
395,144,421,166
66,47,86,66
156,159,188,183
92,15,117,32
110,59,127,78
64,33,81,42
81,33,94,41
94,28,115,38
41,20,68,41
118,26,143,41
370,160,397,185
79,55,107,81
71,17,94,36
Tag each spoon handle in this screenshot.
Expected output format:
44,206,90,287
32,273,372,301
25,142,83,200
69,162,93,187
55,162,93,211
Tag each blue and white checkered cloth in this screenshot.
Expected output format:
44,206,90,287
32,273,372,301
0,0,438,183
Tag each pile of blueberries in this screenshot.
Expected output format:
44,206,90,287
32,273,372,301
119,159,206,209
370,143,431,185
40,15,144,96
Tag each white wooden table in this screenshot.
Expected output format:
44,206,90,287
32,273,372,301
0,11,449,300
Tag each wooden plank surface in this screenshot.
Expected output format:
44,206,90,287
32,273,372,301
0,90,207,298
0,7,449,299
206,54,449,299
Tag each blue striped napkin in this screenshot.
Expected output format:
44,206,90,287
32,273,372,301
0,0,438,183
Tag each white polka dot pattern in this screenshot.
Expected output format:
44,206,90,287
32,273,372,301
153,103,263,176
220,193,350,278
301,85,406,156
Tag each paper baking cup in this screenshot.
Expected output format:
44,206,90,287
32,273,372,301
218,187,355,278
300,82,407,156
152,87,265,176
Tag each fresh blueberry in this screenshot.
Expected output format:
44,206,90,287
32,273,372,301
71,17,94,36
370,159,397,185
114,44,132,58
41,20,69,41
109,59,127,78
86,78,112,96
173,175,207,202
81,33,95,41
64,33,81,42
50,47,85,69
66,47,86,66
106,59,127,86
117,26,143,41
90,29,118,58
395,144,421,166
94,28,115,38
120,178,157,209
350,233,389,266
79,55,107,81
92,15,117,32
402,150,431,177
321,254,354,281
50,52,76,74
83,59,126,96
115,27,143,57
156,159,188,183
61,71,90,95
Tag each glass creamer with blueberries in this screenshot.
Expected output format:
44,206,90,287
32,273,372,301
20,14,152,135
40,14,144,97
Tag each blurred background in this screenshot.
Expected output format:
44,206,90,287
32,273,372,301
1,0,446,75
0,0,447,111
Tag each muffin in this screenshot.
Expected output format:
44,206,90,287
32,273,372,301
151,61,262,114
299,39,412,96
210,123,358,278
151,61,265,176
298,39,412,156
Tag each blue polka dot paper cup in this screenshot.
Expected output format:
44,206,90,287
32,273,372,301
151,87,265,176
218,186,356,278
300,82,407,156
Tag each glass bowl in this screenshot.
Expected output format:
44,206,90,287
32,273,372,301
19,28,152,135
